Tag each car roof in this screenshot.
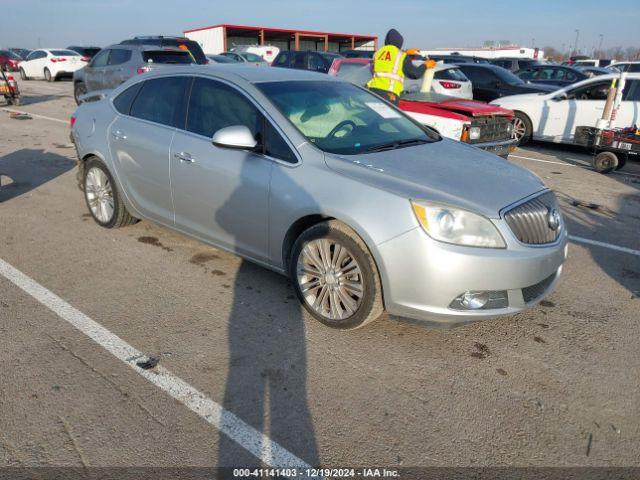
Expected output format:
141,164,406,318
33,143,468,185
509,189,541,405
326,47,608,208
140,64,340,83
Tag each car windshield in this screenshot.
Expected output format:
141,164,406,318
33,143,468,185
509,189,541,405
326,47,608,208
493,67,526,85
51,49,80,57
258,80,438,155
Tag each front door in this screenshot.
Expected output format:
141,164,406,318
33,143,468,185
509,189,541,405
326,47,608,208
170,77,272,261
108,75,189,223
84,49,110,91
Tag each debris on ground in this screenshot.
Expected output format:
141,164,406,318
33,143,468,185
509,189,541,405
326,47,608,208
586,432,593,456
136,355,160,370
9,112,32,120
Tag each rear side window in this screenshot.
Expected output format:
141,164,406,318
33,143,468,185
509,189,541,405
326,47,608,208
434,68,468,81
90,49,110,67
273,52,290,67
309,53,327,72
108,49,131,66
459,66,494,84
186,77,261,138
130,76,189,126
292,52,307,69
142,51,194,64
113,82,143,115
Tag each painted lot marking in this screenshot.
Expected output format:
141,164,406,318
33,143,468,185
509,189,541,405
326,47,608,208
512,154,640,179
2,108,68,125
0,257,311,469
570,235,640,257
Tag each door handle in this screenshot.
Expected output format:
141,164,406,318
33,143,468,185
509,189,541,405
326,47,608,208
174,152,194,163
112,130,126,140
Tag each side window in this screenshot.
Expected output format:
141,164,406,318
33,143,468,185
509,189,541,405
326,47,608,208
113,82,143,115
518,69,535,80
90,49,110,68
273,52,289,67
309,53,326,72
130,76,189,127
186,77,261,139
568,80,610,101
623,80,640,101
26,51,39,61
264,123,297,163
629,64,640,73
292,52,307,69
108,49,132,66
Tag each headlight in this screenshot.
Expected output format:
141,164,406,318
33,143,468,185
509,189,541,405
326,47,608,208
411,201,506,248
469,126,481,141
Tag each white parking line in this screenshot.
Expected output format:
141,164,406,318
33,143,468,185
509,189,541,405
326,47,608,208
570,235,640,256
2,108,68,124
0,257,312,469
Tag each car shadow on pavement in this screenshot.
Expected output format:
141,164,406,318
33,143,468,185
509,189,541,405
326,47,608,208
215,157,319,470
0,148,74,203
18,93,71,106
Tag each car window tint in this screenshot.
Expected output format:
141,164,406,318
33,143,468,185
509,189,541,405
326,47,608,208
459,66,494,84
309,53,326,72
50,50,79,57
264,123,297,163
628,64,640,73
243,53,264,62
142,51,194,64
434,68,468,81
292,52,307,69
90,49,110,67
113,82,143,115
186,77,262,138
108,49,132,66
623,80,640,101
273,52,289,66
130,76,189,126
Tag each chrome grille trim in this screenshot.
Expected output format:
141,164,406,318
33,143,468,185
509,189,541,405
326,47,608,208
504,191,560,245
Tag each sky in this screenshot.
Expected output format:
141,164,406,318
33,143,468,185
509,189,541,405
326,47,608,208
3,0,640,53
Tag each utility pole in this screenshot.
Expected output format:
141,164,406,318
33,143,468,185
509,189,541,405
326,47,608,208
597,34,604,58
573,29,580,56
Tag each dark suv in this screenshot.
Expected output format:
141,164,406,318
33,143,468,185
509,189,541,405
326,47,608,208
120,36,207,65
73,44,195,104
457,64,556,102
67,46,102,60
272,50,343,74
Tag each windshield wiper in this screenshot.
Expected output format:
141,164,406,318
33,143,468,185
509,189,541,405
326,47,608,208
366,138,430,153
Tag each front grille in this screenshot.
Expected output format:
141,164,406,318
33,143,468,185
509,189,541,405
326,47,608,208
468,115,512,144
522,272,556,303
504,191,561,245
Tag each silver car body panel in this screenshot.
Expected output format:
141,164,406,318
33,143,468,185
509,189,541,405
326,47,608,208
72,65,567,324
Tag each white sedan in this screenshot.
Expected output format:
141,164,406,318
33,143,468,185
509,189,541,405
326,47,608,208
19,49,87,82
491,73,640,144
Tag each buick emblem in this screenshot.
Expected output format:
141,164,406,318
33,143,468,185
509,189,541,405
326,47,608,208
547,208,561,231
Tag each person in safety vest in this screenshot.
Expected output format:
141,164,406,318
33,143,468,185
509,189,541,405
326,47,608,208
367,28,432,104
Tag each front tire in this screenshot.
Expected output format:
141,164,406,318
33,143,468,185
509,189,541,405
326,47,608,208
44,68,53,82
74,82,87,105
290,220,384,330
83,158,137,228
513,111,532,146
19,68,28,81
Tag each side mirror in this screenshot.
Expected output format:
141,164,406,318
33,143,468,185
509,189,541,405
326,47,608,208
212,125,258,150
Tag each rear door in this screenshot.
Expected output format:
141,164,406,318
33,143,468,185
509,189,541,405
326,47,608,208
84,49,110,90
108,76,189,223
103,48,132,88
169,76,273,260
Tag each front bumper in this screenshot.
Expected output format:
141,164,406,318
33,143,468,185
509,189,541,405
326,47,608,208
469,138,518,157
375,223,568,325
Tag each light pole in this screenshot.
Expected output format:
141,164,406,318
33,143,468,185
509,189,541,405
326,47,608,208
597,34,604,58
573,29,580,56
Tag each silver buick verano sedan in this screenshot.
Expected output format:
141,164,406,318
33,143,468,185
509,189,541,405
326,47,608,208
71,65,568,329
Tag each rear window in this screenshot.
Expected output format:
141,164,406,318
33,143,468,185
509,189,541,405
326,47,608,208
50,50,80,57
434,68,468,81
242,53,265,63
83,48,101,57
142,50,194,64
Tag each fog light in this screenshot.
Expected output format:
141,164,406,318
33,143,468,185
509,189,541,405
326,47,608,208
449,290,508,310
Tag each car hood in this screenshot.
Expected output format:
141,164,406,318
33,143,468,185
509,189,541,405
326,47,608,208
324,139,545,218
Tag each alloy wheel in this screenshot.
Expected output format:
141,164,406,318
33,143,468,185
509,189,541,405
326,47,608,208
296,238,364,320
85,167,114,223
512,117,526,141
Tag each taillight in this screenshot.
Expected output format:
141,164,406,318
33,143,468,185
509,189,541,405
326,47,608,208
81,56,90,62
439,81,461,89
70,116,76,128
51,57,67,63
137,67,151,74
6,75,14,81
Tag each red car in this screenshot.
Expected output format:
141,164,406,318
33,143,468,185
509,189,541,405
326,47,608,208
0,50,22,72
328,57,517,158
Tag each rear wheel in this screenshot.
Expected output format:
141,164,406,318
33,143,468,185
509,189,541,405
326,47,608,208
74,82,87,105
83,158,137,228
290,220,383,330
593,151,618,174
44,68,53,82
513,111,532,146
